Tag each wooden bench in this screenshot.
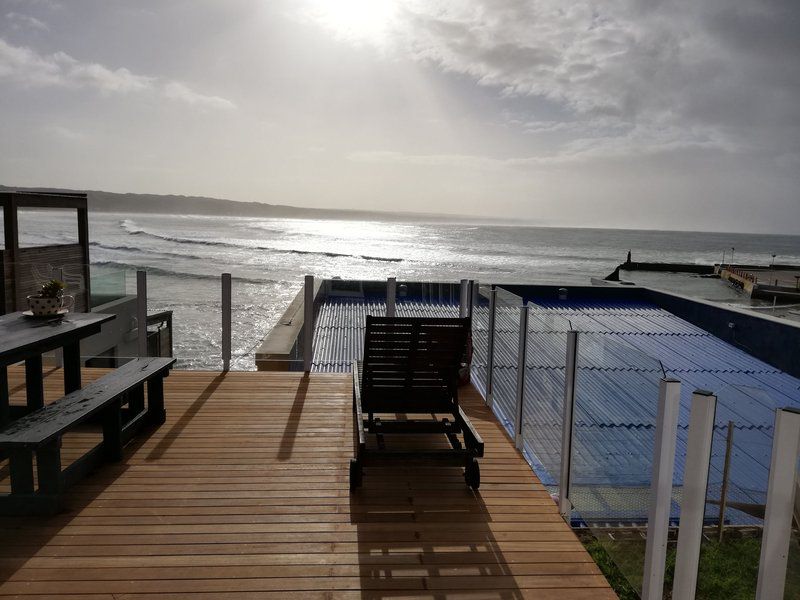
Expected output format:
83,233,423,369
0,357,176,515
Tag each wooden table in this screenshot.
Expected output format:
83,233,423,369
0,311,115,425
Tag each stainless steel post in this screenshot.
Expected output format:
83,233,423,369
485,288,497,407
386,277,396,318
137,270,147,357
221,273,231,371
303,275,314,373
513,305,529,450
459,279,469,318
559,330,579,518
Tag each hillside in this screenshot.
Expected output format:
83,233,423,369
0,185,494,223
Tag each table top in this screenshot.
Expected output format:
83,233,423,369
0,311,115,364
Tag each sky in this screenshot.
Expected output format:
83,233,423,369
0,0,798,233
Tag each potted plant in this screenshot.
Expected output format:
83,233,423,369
27,279,70,316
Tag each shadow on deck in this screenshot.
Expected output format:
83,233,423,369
0,368,614,599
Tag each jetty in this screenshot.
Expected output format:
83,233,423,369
603,253,800,303
716,264,800,302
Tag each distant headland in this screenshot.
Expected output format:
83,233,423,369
0,185,511,225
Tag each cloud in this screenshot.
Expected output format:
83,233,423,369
0,38,235,110
348,150,505,170
52,50,154,93
310,0,800,160
348,120,735,171
162,81,236,111
5,12,49,31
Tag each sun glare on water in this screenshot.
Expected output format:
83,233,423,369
307,0,399,45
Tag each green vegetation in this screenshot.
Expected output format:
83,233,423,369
581,530,800,600
582,537,640,600
38,279,65,298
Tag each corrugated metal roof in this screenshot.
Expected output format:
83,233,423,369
310,293,800,524
521,298,800,524
311,298,460,372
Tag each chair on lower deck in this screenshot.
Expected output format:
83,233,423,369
350,316,484,491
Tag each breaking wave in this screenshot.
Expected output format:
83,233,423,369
92,260,277,286
90,241,205,260
119,219,403,263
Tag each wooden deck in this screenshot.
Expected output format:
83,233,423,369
0,368,615,599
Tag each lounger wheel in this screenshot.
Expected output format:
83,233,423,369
465,458,480,490
349,459,362,491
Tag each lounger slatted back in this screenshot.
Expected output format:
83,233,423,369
351,316,483,491
361,316,469,415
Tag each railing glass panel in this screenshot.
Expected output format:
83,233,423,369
469,284,492,397
786,529,800,599
490,287,523,437
89,265,127,308
519,306,572,493
693,385,800,598
570,332,664,595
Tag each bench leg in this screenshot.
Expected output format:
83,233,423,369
129,384,145,416
0,366,8,427
102,399,123,462
9,450,34,495
37,439,63,495
146,377,166,425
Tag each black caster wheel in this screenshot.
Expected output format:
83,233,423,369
349,459,362,491
464,458,480,490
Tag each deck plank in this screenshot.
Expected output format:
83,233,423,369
0,367,615,599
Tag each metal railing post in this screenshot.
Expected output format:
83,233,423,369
137,270,147,357
513,304,529,450
485,288,497,407
755,407,800,600
386,277,396,318
673,389,717,600
459,279,469,318
559,330,578,518
642,378,681,600
221,273,231,371
303,275,314,373
471,280,479,317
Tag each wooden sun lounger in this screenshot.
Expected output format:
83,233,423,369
350,316,484,491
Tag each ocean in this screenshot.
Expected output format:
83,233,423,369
14,210,800,369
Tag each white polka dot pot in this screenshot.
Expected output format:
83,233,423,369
27,294,64,316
